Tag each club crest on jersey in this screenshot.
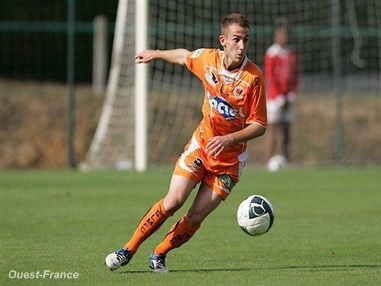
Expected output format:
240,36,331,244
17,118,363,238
208,93,245,120
220,84,245,98
233,85,244,99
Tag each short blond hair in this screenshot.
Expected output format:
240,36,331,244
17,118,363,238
221,13,250,35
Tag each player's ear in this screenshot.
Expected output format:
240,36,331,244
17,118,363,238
219,35,226,47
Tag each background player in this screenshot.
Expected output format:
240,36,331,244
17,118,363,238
264,18,299,167
105,13,267,273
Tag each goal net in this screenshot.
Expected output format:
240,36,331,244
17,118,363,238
81,0,380,171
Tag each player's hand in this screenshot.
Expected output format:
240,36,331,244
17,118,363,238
206,135,233,157
135,50,155,64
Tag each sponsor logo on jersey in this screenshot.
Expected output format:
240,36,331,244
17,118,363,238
208,93,245,120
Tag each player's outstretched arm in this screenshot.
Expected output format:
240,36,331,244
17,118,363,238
135,49,190,65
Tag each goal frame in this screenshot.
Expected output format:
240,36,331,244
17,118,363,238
134,0,148,172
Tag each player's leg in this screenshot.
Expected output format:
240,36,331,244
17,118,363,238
282,122,291,161
106,138,203,271
104,198,173,271
150,181,223,272
153,163,234,256
265,98,283,164
125,175,197,251
162,174,198,214
282,101,295,162
105,175,197,271
185,180,224,226
265,123,277,163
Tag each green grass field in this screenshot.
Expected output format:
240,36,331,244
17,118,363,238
1,167,380,285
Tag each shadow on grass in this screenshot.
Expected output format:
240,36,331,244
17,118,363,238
121,268,251,274
273,264,381,272
120,264,380,274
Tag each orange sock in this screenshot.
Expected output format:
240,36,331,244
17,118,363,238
124,199,172,254
153,215,199,255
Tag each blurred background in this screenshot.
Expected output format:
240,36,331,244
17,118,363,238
0,0,380,169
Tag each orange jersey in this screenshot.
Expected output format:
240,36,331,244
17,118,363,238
185,48,267,168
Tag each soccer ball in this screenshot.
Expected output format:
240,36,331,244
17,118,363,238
237,195,275,236
267,154,288,172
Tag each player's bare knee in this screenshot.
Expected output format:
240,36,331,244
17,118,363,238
163,197,184,214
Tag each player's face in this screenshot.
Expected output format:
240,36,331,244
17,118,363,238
219,24,250,70
274,27,288,47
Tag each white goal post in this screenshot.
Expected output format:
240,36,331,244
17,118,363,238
134,0,148,172
80,0,148,172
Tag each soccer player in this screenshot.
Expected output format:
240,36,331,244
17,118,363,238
264,18,299,167
105,13,267,273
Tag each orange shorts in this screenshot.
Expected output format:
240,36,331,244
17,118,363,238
173,136,246,200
